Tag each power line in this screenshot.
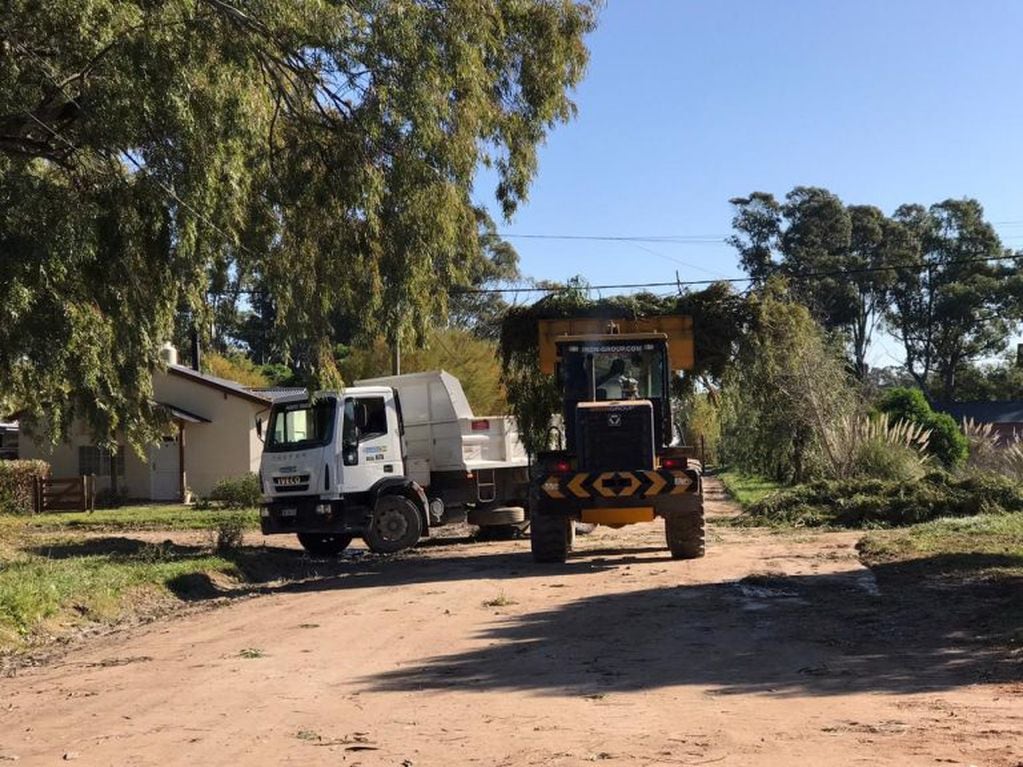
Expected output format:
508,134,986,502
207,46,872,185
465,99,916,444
499,232,728,244
452,252,1023,295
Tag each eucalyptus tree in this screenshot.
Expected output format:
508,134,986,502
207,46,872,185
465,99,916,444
887,199,1023,400
0,0,598,445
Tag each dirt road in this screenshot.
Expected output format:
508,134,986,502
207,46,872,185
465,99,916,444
1,480,1020,766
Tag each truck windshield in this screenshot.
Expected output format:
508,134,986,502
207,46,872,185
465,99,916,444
561,343,667,401
266,398,336,451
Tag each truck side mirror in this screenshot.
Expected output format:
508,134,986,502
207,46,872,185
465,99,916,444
255,417,263,439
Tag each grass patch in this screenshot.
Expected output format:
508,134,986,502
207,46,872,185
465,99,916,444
0,504,260,534
482,592,518,608
718,471,784,509
238,647,265,659
0,540,241,649
737,472,1023,529
858,513,1023,576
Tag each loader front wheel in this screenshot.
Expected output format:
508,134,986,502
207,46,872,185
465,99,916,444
665,508,705,560
530,513,572,563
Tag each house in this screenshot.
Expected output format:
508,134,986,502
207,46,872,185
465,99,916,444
939,401,1023,444
18,353,302,502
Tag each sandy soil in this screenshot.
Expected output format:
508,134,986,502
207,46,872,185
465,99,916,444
1,479,1020,766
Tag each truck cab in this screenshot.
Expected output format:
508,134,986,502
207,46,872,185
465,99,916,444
259,387,429,556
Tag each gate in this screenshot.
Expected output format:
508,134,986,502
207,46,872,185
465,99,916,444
34,476,96,513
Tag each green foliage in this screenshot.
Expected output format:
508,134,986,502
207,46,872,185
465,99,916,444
718,472,784,509
887,199,1023,399
213,517,245,552
680,392,720,464
741,471,1023,529
340,327,509,414
205,352,271,388
878,387,968,468
498,283,750,455
729,189,1023,391
0,460,49,515
953,353,1023,401
729,188,905,377
1,0,598,448
207,474,262,510
719,282,858,483
2,505,259,534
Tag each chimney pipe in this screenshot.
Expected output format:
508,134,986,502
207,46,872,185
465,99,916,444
190,326,201,372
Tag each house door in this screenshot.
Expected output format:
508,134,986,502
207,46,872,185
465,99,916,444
150,435,180,501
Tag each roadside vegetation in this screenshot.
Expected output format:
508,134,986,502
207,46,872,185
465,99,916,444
717,472,782,508
858,513,1023,576
0,505,260,534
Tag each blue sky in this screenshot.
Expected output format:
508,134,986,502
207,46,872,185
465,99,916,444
475,0,1023,322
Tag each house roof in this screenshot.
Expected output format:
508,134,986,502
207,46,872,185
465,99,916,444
157,402,211,424
166,365,272,405
248,386,309,401
939,401,1023,425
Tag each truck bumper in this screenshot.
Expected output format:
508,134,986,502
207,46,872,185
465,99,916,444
529,468,703,521
260,496,372,536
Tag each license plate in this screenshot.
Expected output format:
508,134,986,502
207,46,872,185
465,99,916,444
280,507,297,518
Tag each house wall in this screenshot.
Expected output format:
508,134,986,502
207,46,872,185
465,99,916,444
18,370,270,501
18,422,151,499
152,371,268,497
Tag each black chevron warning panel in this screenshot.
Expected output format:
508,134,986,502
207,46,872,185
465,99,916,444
540,469,693,499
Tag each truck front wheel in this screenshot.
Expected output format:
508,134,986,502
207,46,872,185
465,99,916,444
364,494,423,554
530,513,573,563
297,533,353,558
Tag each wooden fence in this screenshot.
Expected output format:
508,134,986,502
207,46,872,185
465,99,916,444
34,476,96,513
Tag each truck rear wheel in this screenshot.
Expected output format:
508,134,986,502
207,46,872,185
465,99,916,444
530,513,573,563
297,533,353,558
364,494,423,554
664,508,705,560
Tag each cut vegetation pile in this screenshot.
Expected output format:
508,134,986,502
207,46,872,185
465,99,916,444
739,472,1023,528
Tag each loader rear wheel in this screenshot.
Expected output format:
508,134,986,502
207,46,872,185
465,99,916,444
297,533,353,558
665,508,705,560
364,495,423,554
530,513,572,563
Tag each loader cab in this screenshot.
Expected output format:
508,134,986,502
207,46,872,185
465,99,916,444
556,333,673,454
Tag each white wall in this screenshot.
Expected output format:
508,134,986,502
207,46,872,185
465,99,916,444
152,371,267,497
19,369,269,500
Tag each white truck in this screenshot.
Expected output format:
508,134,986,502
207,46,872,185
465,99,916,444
258,371,529,556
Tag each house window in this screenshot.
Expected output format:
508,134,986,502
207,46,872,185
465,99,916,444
78,445,125,477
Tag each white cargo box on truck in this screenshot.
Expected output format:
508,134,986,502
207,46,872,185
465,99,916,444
355,370,527,487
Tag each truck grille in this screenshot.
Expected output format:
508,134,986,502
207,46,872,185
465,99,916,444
273,474,310,493
576,402,655,472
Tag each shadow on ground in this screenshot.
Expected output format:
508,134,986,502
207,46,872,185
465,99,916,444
23,537,1023,696
362,555,1023,698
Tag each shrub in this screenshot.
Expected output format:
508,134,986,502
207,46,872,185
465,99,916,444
0,460,50,515
208,473,262,509
877,387,968,469
740,471,1023,529
826,413,931,481
961,418,1023,481
213,517,245,551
